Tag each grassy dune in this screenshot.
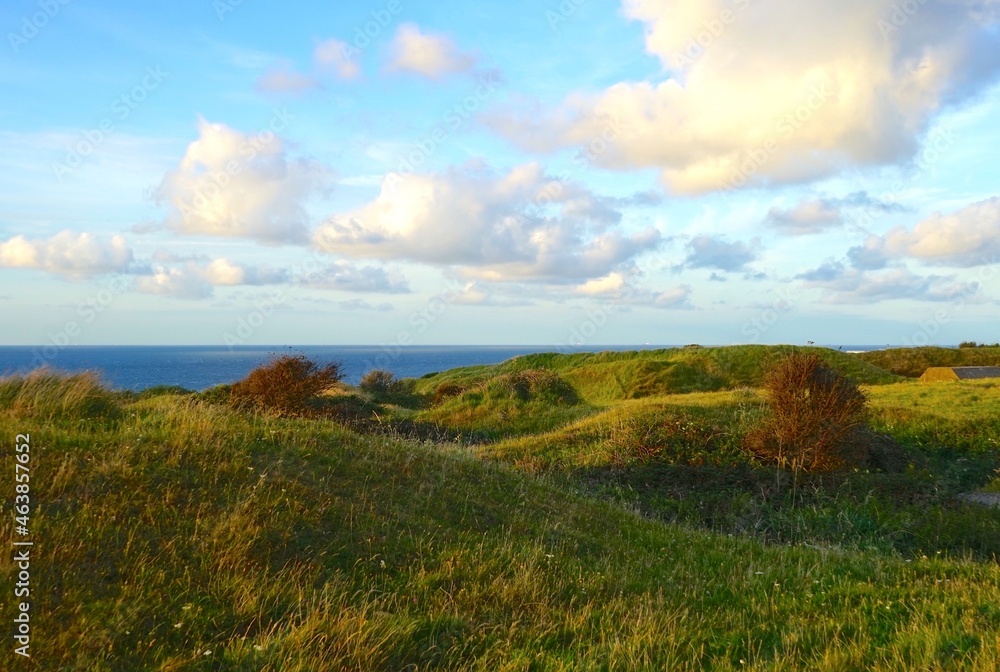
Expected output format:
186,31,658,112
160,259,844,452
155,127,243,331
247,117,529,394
858,346,1000,378
2,352,1000,669
416,345,901,403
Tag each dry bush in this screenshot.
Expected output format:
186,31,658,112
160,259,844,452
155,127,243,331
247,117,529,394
432,382,466,405
229,354,342,417
745,353,869,473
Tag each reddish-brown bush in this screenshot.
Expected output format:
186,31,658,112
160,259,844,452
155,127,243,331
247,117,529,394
230,354,342,417
745,353,869,473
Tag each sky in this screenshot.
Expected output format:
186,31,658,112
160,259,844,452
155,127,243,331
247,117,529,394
1,0,999,349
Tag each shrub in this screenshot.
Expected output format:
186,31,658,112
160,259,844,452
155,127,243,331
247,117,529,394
745,353,869,474
229,354,342,417
137,385,193,400
486,370,579,405
360,369,398,397
433,382,466,405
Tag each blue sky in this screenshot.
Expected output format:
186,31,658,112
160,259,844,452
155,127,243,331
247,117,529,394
1,0,999,348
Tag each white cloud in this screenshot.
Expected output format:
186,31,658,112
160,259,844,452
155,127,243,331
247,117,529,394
797,262,974,303
135,258,289,299
135,266,213,300
256,63,319,94
312,163,661,282
154,119,329,244
883,196,1000,266
314,39,361,80
298,261,411,293
488,0,1000,194
0,230,132,278
682,235,759,272
577,272,627,295
765,199,844,236
386,24,476,78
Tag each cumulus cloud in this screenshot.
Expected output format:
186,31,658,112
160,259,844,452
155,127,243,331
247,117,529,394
450,281,534,307
312,163,661,282
154,119,329,244
0,230,132,278
577,272,627,296
386,24,477,78
882,196,1000,267
797,262,973,303
255,62,319,94
488,0,1000,194
765,199,844,235
682,235,759,273
314,39,361,80
134,258,289,299
766,192,905,235
298,261,411,293
135,266,214,300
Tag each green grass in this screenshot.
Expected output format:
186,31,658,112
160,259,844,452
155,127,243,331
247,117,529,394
416,345,900,406
3,354,1000,669
857,346,1000,378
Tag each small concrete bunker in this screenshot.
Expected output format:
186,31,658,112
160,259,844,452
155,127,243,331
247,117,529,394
919,366,1000,382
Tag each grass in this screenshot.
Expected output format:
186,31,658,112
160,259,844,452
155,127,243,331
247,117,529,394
857,346,1000,378
3,349,1000,669
416,345,901,405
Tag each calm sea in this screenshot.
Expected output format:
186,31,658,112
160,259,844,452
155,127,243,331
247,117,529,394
0,344,886,392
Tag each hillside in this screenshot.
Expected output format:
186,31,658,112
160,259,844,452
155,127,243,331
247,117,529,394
857,346,1000,377
3,372,1000,670
415,345,901,404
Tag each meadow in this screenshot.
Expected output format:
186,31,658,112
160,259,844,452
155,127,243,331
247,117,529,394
2,345,1000,670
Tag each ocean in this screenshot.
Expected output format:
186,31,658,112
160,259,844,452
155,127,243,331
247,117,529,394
0,344,887,392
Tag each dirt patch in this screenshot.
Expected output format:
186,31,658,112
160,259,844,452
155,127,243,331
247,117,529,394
957,492,1000,508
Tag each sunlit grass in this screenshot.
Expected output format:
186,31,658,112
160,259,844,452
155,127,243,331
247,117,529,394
1,364,999,669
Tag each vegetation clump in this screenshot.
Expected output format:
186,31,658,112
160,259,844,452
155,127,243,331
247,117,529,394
359,369,417,404
0,368,119,420
229,354,342,417
746,353,870,473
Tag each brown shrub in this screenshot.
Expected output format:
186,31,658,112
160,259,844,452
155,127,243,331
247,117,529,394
230,354,343,417
745,353,869,473
432,382,466,405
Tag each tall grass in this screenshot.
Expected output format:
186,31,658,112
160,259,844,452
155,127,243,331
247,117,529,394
0,368,119,420
2,368,1000,669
